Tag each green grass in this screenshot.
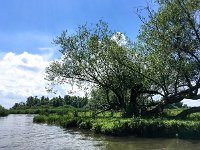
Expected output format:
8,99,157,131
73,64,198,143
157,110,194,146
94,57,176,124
33,109,200,139
9,106,76,115
163,109,200,120
9,106,122,119
9,106,200,139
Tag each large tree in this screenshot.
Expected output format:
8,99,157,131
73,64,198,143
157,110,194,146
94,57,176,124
45,21,144,116
46,0,200,118
136,0,200,117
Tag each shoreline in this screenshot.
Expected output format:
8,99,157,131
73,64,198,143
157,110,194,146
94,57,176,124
33,114,200,140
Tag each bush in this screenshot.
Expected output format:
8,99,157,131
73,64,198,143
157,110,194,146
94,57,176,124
33,115,47,123
61,118,78,128
0,105,8,117
46,115,61,124
79,120,92,129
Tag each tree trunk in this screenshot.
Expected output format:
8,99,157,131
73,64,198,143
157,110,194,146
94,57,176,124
123,84,143,117
176,107,200,119
148,82,200,116
147,94,186,116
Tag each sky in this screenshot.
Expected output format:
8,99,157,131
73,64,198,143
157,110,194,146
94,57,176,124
0,0,199,108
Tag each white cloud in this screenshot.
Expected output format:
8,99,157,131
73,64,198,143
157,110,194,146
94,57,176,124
0,51,51,108
0,51,86,108
111,32,127,46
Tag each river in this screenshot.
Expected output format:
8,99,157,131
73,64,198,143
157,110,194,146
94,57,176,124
0,115,200,150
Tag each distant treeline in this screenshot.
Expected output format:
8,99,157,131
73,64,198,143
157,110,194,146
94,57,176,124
12,95,88,109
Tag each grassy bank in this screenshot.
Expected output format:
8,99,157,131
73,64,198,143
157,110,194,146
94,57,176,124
9,106,77,115
33,110,200,139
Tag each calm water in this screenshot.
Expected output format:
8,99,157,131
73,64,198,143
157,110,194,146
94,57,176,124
0,115,200,150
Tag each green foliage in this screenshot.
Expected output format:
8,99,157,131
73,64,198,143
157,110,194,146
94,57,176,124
137,0,200,106
33,112,200,139
163,109,200,121
61,118,79,128
11,95,88,111
45,1,200,116
45,20,145,114
79,120,92,129
9,106,76,115
12,0,200,118
0,105,8,117
33,115,47,123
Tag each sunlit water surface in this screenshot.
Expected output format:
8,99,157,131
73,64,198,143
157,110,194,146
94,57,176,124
0,115,200,150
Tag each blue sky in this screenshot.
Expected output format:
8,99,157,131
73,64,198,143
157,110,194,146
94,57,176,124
0,0,149,57
0,0,151,108
0,0,199,108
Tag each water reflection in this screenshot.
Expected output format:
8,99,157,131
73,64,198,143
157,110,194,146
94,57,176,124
103,137,199,150
0,115,200,150
75,130,200,150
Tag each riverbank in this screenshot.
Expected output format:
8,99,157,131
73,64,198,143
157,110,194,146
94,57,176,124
2,114,200,150
33,113,200,140
0,105,8,117
8,106,77,115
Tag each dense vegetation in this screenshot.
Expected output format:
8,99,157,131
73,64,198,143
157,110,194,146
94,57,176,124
33,109,200,139
9,94,187,115
0,105,8,117
46,0,200,118
9,95,89,115
11,95,88,110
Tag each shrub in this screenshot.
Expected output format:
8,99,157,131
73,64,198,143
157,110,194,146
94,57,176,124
61,118,78,128
33,115,47,123
0,105,8,117
79,120,92,129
